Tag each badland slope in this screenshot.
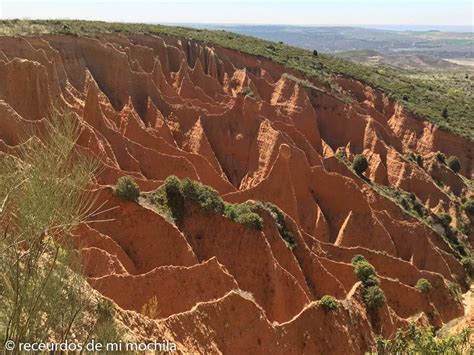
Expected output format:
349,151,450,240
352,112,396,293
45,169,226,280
0,29,472,353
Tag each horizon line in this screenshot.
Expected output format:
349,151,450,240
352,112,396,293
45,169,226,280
3,18,472,31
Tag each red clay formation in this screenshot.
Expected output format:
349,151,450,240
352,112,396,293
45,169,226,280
0,33,472,353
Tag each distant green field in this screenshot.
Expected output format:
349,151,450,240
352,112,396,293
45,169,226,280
0,19,472,141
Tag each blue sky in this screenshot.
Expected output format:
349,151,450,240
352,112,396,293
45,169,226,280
0,0,472,26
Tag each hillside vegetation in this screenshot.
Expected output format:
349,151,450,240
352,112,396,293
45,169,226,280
199,25,474,59
0,19,472,140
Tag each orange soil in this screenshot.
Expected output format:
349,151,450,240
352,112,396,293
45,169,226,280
0,33,472,353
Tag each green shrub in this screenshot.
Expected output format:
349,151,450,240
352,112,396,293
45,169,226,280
163,176,263,230
374,322,472,354
267,44,276,51
181,178,225,213
114,176,140,201
252,201,296,248
320,295,337,311
180,178,199,199
415,154,423,167
351,254,366,265
363,286,386,310
462,199,474,215
354,261,376,283
447,281,462,301
352,154,368,175
435,151,446,163
461,256,474,277
164,175,184,222
335,147,346,160
165,177,226,220
224,203,253,221
441,107,449,120
438,212,452,228
415,278,432,292
146,186,174,223
447,156,461,173
433,178,444,187
408,152,423,167
457,218,470,236
224,203,263,231
242,86,254,98
93,298,122,345
400,197,410,210
364,275,380,287
412,201,425,217
234,212,264,230
280,229,295,248
164,175,181,196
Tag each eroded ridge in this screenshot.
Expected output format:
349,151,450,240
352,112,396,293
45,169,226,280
0,33,472,353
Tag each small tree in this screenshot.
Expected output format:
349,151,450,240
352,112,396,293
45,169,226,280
353,154,368,175
313,50,318,57
351,254,366,265
363,286,386,310
234,211,264,231
181,178,225,213
441,107,449,120
364,275,380,287
435,151,446,164
438,212,452,228
415,154,423,167
164,175,184,222
224,203,263,231
354,261,376,284
447,156,461,173
320,295,337,311
415,278,432,293
462,199,474,215
115,176,140,201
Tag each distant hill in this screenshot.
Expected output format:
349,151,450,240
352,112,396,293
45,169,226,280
335,49,470,71
186,24,474,71
187,24,473,59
